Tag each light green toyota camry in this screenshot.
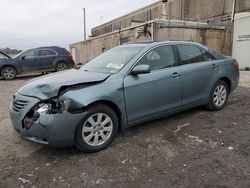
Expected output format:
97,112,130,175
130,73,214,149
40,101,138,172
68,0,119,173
9,41,239,152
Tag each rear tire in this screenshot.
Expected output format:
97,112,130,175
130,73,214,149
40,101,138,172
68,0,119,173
75,104,119,153
207,80,229,111
1,67,17,80
56,62,69,72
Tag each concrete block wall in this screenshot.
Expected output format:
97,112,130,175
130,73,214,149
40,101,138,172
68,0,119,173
91,0,250,37
92,2,162,37
71,23,229,64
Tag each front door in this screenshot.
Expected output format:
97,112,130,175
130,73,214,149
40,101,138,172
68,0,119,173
124,45,182,124
20,49,43,73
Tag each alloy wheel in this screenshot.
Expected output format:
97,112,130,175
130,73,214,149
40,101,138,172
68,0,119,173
3,68,15,79
213,84,227,107
57,63,68,71
82,113,113,146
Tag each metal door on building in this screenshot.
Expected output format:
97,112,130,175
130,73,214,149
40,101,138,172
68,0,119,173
233,12,250,69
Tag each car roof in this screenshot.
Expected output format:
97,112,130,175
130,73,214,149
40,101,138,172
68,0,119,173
24,46,68,54
37,46,64,50
122,41,208,49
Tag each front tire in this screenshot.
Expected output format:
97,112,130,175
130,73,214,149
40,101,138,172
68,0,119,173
207,80,229,111
75,104,119,153
1,67,17,80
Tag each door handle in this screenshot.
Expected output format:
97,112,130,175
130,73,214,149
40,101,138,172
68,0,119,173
172,72,180,78
212,64,219,69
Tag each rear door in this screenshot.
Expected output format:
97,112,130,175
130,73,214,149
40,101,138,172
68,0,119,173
124,45,182,124
176,44,219,107
37,49,57,71
19,49,42,73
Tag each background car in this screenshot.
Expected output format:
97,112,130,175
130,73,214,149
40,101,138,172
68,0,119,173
0,46,76,80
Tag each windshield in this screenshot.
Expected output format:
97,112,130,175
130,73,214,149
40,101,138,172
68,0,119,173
81,46,143,74
13,51,24,58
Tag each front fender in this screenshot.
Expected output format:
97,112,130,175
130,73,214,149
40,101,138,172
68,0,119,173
59,77,128,129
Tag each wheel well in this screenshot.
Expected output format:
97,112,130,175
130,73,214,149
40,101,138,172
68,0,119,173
56,61,67,66
87,100,122,132
0,65,18,75
220,77,231,93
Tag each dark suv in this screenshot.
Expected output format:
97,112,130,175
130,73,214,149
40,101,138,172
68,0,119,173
0,46,76,80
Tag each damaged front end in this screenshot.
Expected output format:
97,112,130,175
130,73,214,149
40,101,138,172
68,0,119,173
22,97,85,129
10,70,112,146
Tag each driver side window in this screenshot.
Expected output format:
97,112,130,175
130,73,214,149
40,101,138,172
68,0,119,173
22,50,38,59
137,45,176,71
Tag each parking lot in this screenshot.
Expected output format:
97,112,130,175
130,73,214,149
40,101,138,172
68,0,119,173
0,72,250,188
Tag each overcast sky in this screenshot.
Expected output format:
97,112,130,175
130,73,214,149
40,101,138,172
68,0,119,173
0,0,158,50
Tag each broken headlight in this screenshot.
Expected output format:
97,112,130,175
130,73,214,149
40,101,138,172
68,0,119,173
34,98,82,115
34,98,60,115
59,98,84,113
37,103,51,114
60,98,72,111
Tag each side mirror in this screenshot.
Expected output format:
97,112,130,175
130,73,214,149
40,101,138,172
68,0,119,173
131,64,151,75
21,56,26,60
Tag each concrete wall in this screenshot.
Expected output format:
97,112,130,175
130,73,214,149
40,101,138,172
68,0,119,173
91,0,250,37
71,22,231,64
91,2,162,37
155,27,232,55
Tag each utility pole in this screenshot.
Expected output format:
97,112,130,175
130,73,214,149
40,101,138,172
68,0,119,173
83,8,87,41
231,0,236,22
101,16,103,24
162,0,168,19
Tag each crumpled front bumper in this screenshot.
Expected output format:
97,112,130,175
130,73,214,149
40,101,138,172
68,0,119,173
9,92,86,147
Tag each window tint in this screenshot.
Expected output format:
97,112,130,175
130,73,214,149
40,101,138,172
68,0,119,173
22,50,38,59
39,50,56,57
208,49,225,60
138,45,176,71
177,45,205,64
201,48,216,61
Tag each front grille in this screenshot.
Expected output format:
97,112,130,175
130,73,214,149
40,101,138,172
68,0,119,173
11,100,29,113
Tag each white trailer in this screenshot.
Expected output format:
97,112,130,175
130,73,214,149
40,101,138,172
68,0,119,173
232,12,250,69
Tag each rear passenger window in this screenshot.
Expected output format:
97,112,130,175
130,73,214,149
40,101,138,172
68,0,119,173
138,45,176,71
39,50,56,57
177,45,205,64
201,50,216,61
177,44,216,65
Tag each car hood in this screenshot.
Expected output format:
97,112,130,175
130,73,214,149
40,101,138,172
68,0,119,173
18,69,110,100
0,58,12,63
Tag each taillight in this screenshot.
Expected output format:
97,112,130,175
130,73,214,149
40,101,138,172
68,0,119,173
67,53,74,62
67,53,77,69
233,59,239,70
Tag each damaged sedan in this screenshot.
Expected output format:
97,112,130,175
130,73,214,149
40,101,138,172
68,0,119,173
9,41,239,152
